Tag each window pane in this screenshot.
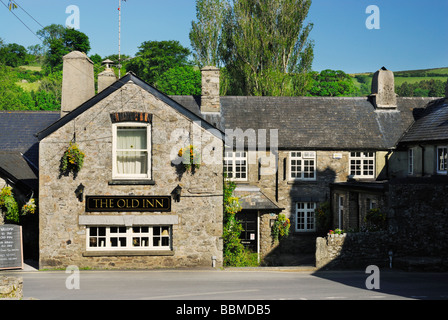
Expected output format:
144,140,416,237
117,127,147,150
117,151,148,174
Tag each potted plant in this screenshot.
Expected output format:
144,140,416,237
60,142,85,177
177,145,201,171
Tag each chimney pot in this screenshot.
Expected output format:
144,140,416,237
201,66,220,113
61,51,95,117
98,59,117,93
370,67,397,109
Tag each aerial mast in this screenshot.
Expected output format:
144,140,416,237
118,0,126,78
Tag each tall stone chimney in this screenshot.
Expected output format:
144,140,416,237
370,67,397,109
98,59,117,93
61,51,95,117
201,66,220,113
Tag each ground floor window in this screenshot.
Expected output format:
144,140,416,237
87,225,171,250
437,146,447,174
295,202,316,232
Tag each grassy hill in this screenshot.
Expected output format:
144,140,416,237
351,67,448,96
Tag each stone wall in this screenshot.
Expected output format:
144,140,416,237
39,81,224,270
0,276,23,299
317,178,448,270
316,232,390,270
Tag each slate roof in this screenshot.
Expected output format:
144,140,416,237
36,73,225,141
233,185,283,211
0,151,38,193
172,96,437,150
398,98,448,144
0,111,60,167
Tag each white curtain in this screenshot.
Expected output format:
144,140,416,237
116,127,147,175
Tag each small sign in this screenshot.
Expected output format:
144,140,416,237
85,195,171,212
0,225,23,270
333,153,343,159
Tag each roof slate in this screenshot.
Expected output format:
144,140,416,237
0,111,60,167
172,96,437,150
398,98,448,144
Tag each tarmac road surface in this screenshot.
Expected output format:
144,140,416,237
2,266,448,301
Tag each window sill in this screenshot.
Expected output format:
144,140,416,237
83,250,174,257
108,179,155,186
287,179,317,185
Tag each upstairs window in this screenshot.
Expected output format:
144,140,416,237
289,151,316,181
350,152,375,178
437,146,447,174
224,151,248,181
113,123,151,179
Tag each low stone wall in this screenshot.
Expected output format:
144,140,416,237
316,231,448,271
316,232,392,270
0,276,23,299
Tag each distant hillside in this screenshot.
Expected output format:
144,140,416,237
351,67,448,97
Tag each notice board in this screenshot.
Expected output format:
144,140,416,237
0,224,23,270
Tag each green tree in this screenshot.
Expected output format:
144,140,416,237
308,69,358,96
220,0,314,96
189,0,229,67
43,27,91,73
0,65,34,110
126,40,191,86
155,66,201,95
0,43,28,67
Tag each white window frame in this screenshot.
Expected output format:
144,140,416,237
289,151,316,181
224,151,248,181
437,146,447,174
86,225,171,251
408,148,414,175
349,152,375,178
295,202,316,232
112,122,151,180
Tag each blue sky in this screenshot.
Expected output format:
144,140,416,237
0,0,447,74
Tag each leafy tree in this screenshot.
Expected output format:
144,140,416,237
155,66,201,95
219,0,314,96
396,79,446,97
42,27,91,73
89,53,103,65
126,40,191,86
36,24,66,52
0,43,28,67
189,0,229,67
308,69,358,96
0,65,34,110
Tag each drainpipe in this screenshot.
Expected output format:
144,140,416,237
385,149,392,180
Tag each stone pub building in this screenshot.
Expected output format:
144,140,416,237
36,52,224,269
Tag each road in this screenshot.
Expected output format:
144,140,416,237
2,267,448,301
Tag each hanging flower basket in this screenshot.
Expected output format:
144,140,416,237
60,142,85,176
178,145,201,171
271,213,291,241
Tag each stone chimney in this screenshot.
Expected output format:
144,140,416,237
370,67,397,109
98,59,117,93
201,66,220,113
61,51,95,117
